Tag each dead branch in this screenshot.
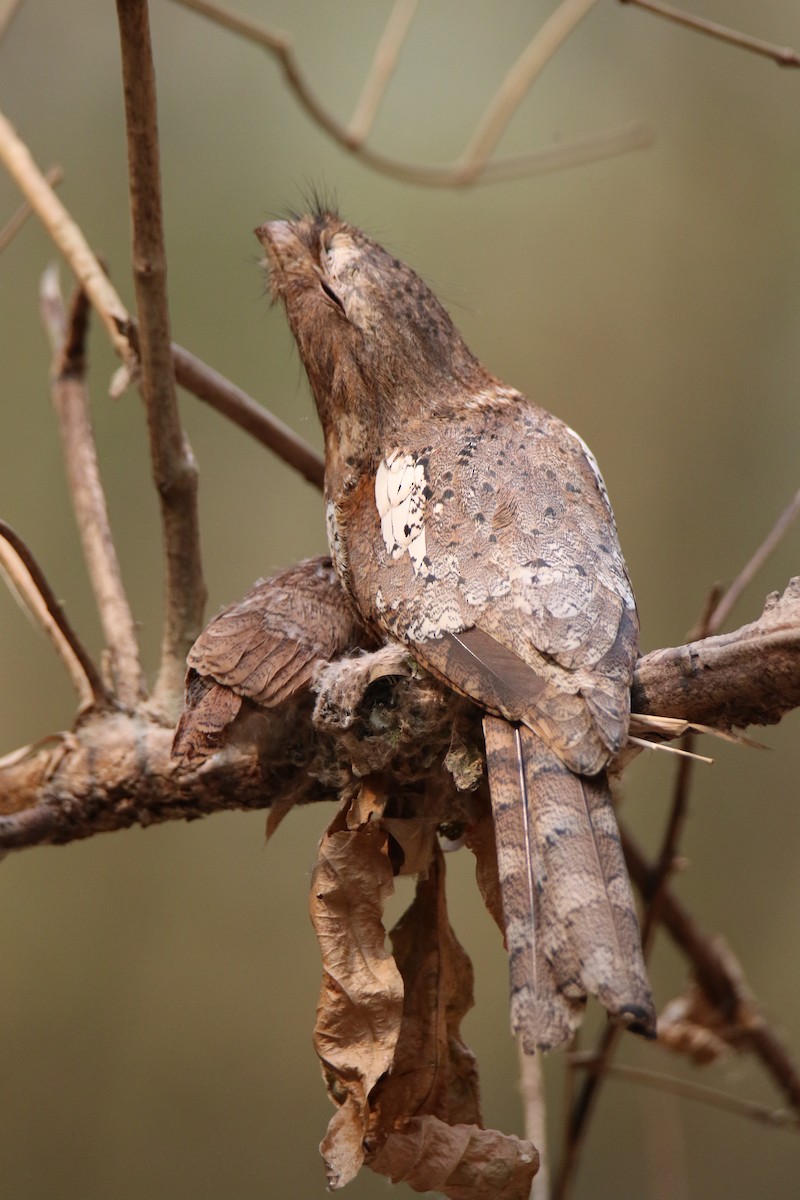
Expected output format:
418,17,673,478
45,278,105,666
170,0,651,187
40,271,145,707
0,521,109,710
0,164,62,253
631,578,800,729
619,0,800,68
568,1054,799,1130
115,0,206,711
709,488,800,633
347,0,419,146
1,575,798,851
169,340,325,489
0,110,135,368
622,830,800,1112
456,0,602,182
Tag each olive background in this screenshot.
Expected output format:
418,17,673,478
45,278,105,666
1,2,799,1197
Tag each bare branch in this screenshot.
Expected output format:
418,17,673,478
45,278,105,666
0,164,62,253
0,521,109,710
170,0,650,187
709,488,800,634
456,0,602,182
0,110,136,369
619,0,800,69
115,0,206,712
170,340,325,490
0,704,332,847
622,830,800,1113
518,1041,549,1200
1,575,798,844
347,0,418,146
569,1054,800,1130
632,578,800,729
0,0,24,42
40,270,145,707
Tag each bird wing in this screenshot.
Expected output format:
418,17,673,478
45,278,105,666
344,399,638,772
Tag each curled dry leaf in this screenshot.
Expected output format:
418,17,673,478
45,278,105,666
310,795,403,1190
464,804,505,936
368,1117,538,1200
369,842,480,1138
658,939,757,1066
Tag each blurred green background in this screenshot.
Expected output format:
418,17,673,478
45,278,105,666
1,1,799,1197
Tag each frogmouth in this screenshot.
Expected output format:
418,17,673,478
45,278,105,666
257,208,655,1052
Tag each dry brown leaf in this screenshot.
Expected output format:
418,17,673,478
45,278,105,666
369,841,481,1139
658,949,753,1067
368,1116,538,1199
382,816,438,876
310,796,404,1190
464,806,505,936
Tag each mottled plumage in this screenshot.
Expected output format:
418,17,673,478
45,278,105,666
257,210,655,1051
173,557,366,764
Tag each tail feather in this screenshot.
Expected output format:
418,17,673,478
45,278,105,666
483,715,655,1051
483,717,585,1051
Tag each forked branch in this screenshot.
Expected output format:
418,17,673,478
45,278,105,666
115,0,206,711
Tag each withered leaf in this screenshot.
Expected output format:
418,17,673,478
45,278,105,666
310,796,404,1190
368,1116,538,1200
464,805,505,936
369,841,480,1137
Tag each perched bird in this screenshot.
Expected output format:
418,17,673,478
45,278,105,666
257,208,655,1052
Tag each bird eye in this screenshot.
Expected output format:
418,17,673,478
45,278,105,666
320,278,346,314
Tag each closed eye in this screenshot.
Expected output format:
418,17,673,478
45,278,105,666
320,279,346,314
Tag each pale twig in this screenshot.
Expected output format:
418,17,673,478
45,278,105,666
0,0,24,41
40,269,146,708
557,561,799,1195
0,521,109,710
518,1038,549,1200
115,0,206,712
569,1054,800,1130
622,829,800,1113
347,0,418,146
0,102,319,493
0,111,135,369
0,164,63,253
170,0,650,186
708,488,800,634
620,0,800,69
457,0,602,182
169,340,325,490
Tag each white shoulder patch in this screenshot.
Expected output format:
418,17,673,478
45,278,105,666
375,451,430,576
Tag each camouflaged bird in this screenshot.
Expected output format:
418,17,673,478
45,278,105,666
257,208,656,1052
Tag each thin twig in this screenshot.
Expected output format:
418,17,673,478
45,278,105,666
170,340,325,489
347,0,418,146
170,0,650,186
709,488,800,634
0,111,136,369
0,521,109,710
570,1054,800,1130
115,0,206,712
552,1018,618,1200
622,828,800,1112
0,164,63,253
518,1038,549,1200
457,0,602,182
40,269,146,708
620,0,800,69
0,0,24,41
558,543,800,1195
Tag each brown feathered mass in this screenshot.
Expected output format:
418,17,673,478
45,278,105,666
256,208,655,1051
